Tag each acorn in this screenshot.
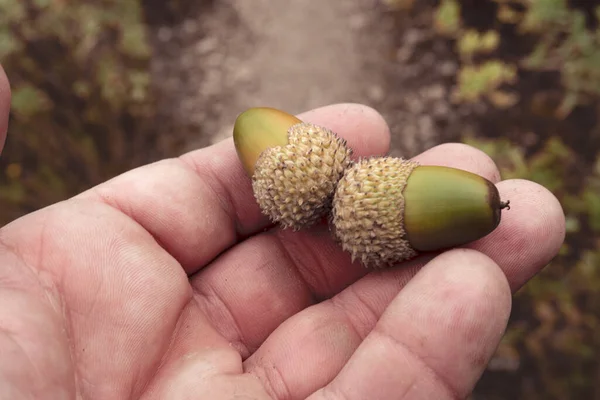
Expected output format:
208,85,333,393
331,157,510,268
233,107,353,230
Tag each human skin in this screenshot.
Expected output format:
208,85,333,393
0,64,565,399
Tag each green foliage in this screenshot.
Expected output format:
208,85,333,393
518,0,600,116
435,0,600,116
453,60,518,106
583,159,600,233
434,0,461,34
434,1,520,107
0,0,170,224
456,30,500,59
465,136,575,192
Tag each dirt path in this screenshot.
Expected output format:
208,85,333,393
229,0,368,114
147,0,458,157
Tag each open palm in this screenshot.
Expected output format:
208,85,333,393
0,67,565,399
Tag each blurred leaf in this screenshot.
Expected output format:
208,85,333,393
520,0,569,31
457,30,500,59
11,85,52,119
583,187,600,233
453,60,517,103
434,0,461,35
565,216,580,234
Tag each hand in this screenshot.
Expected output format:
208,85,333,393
0,64,565,399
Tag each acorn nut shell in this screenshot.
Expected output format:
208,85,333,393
331,157,509,268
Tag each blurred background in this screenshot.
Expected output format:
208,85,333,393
0,0,598,398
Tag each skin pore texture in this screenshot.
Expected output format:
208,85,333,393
0,64,566,399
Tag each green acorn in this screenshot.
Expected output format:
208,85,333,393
234,107,353,230
331,157,509,268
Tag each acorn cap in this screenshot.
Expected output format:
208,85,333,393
331,157,420,267
233,107,353,230
331,157,508,268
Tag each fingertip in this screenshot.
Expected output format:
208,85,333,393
414,142,502,183
505,178,567,247
423,248,512,309
469,179,566,290
500,178,566,259
317,247,513,400
407,248,512,395
298,103,391,158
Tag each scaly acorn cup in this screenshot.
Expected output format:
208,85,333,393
331,157,510,268
234,107,353,230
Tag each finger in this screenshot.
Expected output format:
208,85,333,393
76,103,391,273
240,178,564,398
414,142,502,183
467,179,565,291
0,64,11,154
305,249,511,400
191,143,501,357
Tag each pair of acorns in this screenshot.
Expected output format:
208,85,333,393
233,107,510,268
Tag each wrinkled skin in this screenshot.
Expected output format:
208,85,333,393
0,64,565,399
